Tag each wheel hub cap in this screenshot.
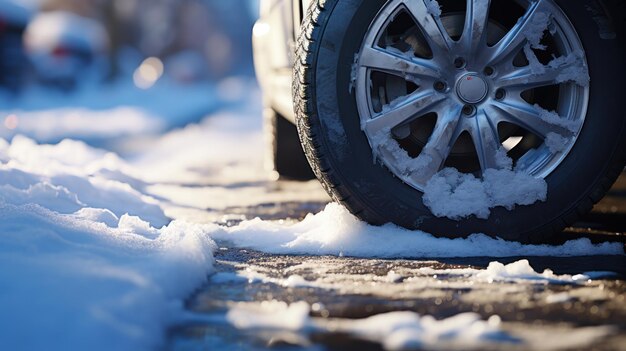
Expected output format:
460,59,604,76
456,74,488,104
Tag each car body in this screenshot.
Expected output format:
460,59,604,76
253,0,310,122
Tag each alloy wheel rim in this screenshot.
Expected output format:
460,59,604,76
354,0,590,191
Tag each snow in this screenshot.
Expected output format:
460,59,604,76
475,260,590,284
545,132,569,153
546,292,574,304
224,300,509,350
0,203,216,351
214,300,613,351
535,104,580,133
524,44,547,75
0,79,221,143
521,11,590,88
369,126,437,183
524,47,590,88
423,167,547,220
0,135,169,227
240,258,612,295
213,203,621,258
425,0,442,17
523,11,551,50
227,300,310,331
0,135,218,350
548,50,590,87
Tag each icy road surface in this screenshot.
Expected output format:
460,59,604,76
0,82,625,351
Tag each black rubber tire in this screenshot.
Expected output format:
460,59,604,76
265,107,315,180
293,0,626,243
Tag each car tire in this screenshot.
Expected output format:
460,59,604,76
293,0,626,243
265,106,315,180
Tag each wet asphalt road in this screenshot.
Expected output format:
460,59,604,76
167,174,626,351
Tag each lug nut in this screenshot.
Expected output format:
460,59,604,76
484,66,495,76
434,81,446,92
495,88,506,100
462,104,476,116
454,57,466,69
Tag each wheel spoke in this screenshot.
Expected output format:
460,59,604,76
460,0,491,60
363,91,446,136
402,0,454,56
481,0,552,66
410,103,463,183
496,56,585,90
496,65,557,90
359,46,441,80
467,110,506,171
487,101,575,138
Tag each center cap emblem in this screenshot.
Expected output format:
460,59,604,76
456,74,488,104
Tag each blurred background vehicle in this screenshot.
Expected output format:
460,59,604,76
24,11,109,90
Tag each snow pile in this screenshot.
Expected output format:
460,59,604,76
220,300,613,351
0,203,216,351
214,203,622,258
0,135,168,226
475,259,590,284
423,167,547,220
0,136,217,351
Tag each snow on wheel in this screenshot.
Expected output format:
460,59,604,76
294,0,626,243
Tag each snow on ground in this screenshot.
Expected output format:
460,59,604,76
181,299,614,351
0,135,216,350
0,77,237,143
0,203,215,351
213,203,621,258
0,82,623,350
